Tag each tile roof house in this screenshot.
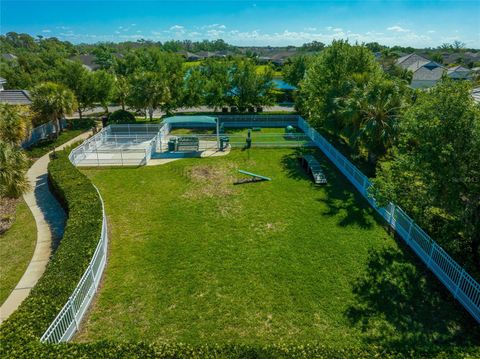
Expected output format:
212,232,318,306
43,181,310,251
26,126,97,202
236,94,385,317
396,53,446,89
472,87,480,104
69,54,100,71
447,65,473,80
0,78,32,105
1,53,18,61
396,53,431,71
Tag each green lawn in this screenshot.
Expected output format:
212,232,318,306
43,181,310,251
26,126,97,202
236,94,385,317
76,148,479,350
169,127,310,147
0,199,36,305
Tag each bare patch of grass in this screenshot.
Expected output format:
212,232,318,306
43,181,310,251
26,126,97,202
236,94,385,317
183,163,236,200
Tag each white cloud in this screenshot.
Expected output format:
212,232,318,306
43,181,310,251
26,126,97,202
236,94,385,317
202,24,226,29
42,29,51,33
387,25,410,33
170,25,184,31
304,27,317,32
427,30,436,34
333,28,343,32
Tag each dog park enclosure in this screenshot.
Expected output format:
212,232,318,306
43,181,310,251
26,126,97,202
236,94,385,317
69,115,312,166
41,114,480,345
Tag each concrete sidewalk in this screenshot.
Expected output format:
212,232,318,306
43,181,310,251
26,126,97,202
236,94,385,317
0,132,91,324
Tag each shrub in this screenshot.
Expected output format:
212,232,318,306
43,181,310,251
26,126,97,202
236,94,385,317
0,150,102,355
68,118,95,130
107,109,135,125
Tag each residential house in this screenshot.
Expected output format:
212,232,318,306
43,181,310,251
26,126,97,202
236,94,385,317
1,53,18,61
396,53,445,89
472,87,480,104
447,65,473,80
69,54,100,71
0,78,32,105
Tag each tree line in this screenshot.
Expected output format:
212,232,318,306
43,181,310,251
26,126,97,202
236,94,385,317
295,40,480,274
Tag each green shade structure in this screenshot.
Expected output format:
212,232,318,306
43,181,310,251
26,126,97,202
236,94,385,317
162,116,218,125
162,116,220,148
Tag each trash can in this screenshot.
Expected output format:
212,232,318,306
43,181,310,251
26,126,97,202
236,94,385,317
220,136,230,151
101,115,108,128
168,139,176,152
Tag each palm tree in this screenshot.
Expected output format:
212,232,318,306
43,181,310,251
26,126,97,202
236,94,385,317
0,104,31,145
31,82,77,134
0,141,30,198
339,75,407,166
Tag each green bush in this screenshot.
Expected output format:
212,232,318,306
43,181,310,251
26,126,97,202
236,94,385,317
68,118,95,130
3,340,480,358
107,109,135,125
0,150,102,356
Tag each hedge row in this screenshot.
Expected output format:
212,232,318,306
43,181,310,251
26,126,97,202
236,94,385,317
0,149,102,356
5,341,480,359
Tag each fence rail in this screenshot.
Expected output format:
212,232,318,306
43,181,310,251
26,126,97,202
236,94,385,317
40,185,108,343
297,116,480,323
22,119,68,148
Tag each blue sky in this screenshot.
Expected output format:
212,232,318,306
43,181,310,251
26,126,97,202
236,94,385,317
1,1,479,47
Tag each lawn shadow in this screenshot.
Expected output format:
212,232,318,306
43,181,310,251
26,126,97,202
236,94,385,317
36,173,66,251
280,148,379,229
346,245,480,351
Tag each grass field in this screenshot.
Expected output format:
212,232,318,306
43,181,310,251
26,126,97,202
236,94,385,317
169,127,311,147
0,199,36,305
77,148,479,350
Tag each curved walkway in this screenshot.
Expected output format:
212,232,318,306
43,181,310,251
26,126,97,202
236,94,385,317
0,132,91,324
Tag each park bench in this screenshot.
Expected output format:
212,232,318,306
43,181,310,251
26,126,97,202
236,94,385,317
175,136,200,151
300,155,327,185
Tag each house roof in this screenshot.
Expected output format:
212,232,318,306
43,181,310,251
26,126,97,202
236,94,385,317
412,66,445,81
396,53,431,71
69,54,100,71
1,53,17,61
0,90,32,105
0,77,6,84
447,65,470,73
472,88,480,103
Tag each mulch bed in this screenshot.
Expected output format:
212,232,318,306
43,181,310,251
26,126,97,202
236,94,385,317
0,197,20,235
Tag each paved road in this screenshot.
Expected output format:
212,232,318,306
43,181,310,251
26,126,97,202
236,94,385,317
68,105,296,119
0,131,92,324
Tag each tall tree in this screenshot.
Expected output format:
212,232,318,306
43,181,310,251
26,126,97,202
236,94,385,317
128,71,169,120
298,40,382,131
57,60,96,119
93,70,116,114
31,82,77,131
372,80,480,272
114,75,131,111
200,59,231,111
230,58,275,109
337,74,409,165
283,55,311,87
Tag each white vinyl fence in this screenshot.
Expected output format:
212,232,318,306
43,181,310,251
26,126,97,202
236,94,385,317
22,119,68,148
297,116,480,323
40,185,108,343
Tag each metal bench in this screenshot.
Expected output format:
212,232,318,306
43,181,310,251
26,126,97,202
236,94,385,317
175,136,200,152
300,155,327,185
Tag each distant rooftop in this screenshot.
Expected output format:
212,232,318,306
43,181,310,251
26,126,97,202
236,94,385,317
0,90,32,105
